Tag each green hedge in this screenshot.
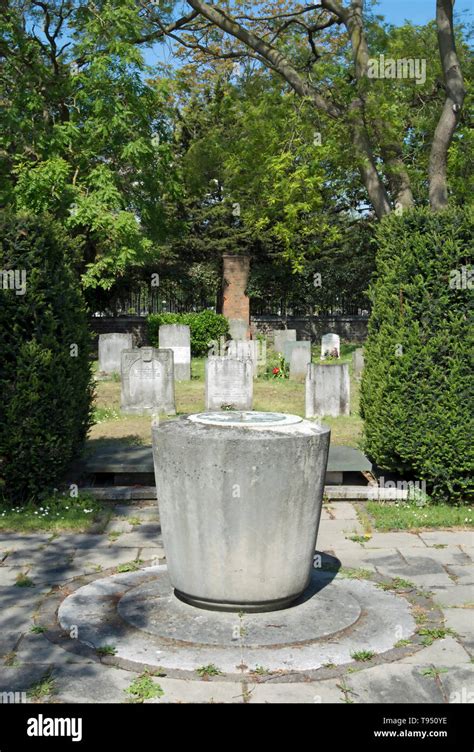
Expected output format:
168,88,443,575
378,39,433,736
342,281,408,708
147,310,229,356
0,212,94,505
360,207,473,503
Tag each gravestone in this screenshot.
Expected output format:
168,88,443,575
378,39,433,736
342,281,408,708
289,343,312,380
273,329,296,354
121,347,175,415
159,324,191,381
98,333,133,374
228,319,249,341
283,339,311,365
306,363,350,417
321,333,340,359
205,356,253,410
227,339,262,376
353,348,364,379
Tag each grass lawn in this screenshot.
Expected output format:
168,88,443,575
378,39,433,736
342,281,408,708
0,494,110,533
365,501,473,531
88,347,363,448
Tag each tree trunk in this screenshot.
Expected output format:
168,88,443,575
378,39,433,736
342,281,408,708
429,0,465,210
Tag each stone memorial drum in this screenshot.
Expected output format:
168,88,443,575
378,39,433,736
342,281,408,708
152,411,330,612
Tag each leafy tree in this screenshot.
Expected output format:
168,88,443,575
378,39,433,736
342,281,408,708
140,0,470,217
0,0,180,292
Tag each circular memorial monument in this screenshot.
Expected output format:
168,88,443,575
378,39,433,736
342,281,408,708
152,411,330,612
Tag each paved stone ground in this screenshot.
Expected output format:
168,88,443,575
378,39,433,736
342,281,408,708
0,502,472,704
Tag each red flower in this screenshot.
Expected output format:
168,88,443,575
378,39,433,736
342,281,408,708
272,367,280,374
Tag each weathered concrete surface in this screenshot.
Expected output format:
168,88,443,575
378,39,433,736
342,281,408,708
152,413,330,611
58,566,415,673
0,501,472,704
98,333,133,374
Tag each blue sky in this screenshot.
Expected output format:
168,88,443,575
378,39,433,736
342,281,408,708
148,1,473,67
373,0,471,26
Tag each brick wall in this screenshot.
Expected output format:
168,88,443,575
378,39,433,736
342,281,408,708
221,255,250,328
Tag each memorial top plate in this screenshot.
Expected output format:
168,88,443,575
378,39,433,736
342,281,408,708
188,411,303,427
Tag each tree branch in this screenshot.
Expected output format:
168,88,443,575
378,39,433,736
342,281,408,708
184,0,341,117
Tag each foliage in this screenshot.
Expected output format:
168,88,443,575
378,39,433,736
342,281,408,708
361,207,473,503
147,309,229,356
0,211,94,505
125,672,164,702
0,2,180,291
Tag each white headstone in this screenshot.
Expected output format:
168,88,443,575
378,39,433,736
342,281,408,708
306,363,350,417
321,333,340,360
283,340,311,364
228,318,249,340
98,333,133,374
273,329,296,354
121,347,175,414
205,356,253,410
159,324,191,381
289,344,312,380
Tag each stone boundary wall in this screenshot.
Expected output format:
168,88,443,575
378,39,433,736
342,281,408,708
251,315,369,343
89,314,368,354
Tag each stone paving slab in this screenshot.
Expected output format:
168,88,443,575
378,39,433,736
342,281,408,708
0,566,31,587
138,547,166,562
439,666,474,703
432,585,474,608
0,665,52,695
0,509,472,704
410,546,471,567
4,548,76,567
51,663,140,703
72,547,141,569
317,536,367,553
328,502,360,520
0,632,21,660
319,519,364,535
0,535,52,553
14,634,96,665
247,678,344,704
0,588,45,632
400,573,456,590
442,608,474,654
344,664,445,703
108,530,162,548
445,565,474,585
419,531,473,547
399,637,471,666
145,678,245,704
364,533,427,549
